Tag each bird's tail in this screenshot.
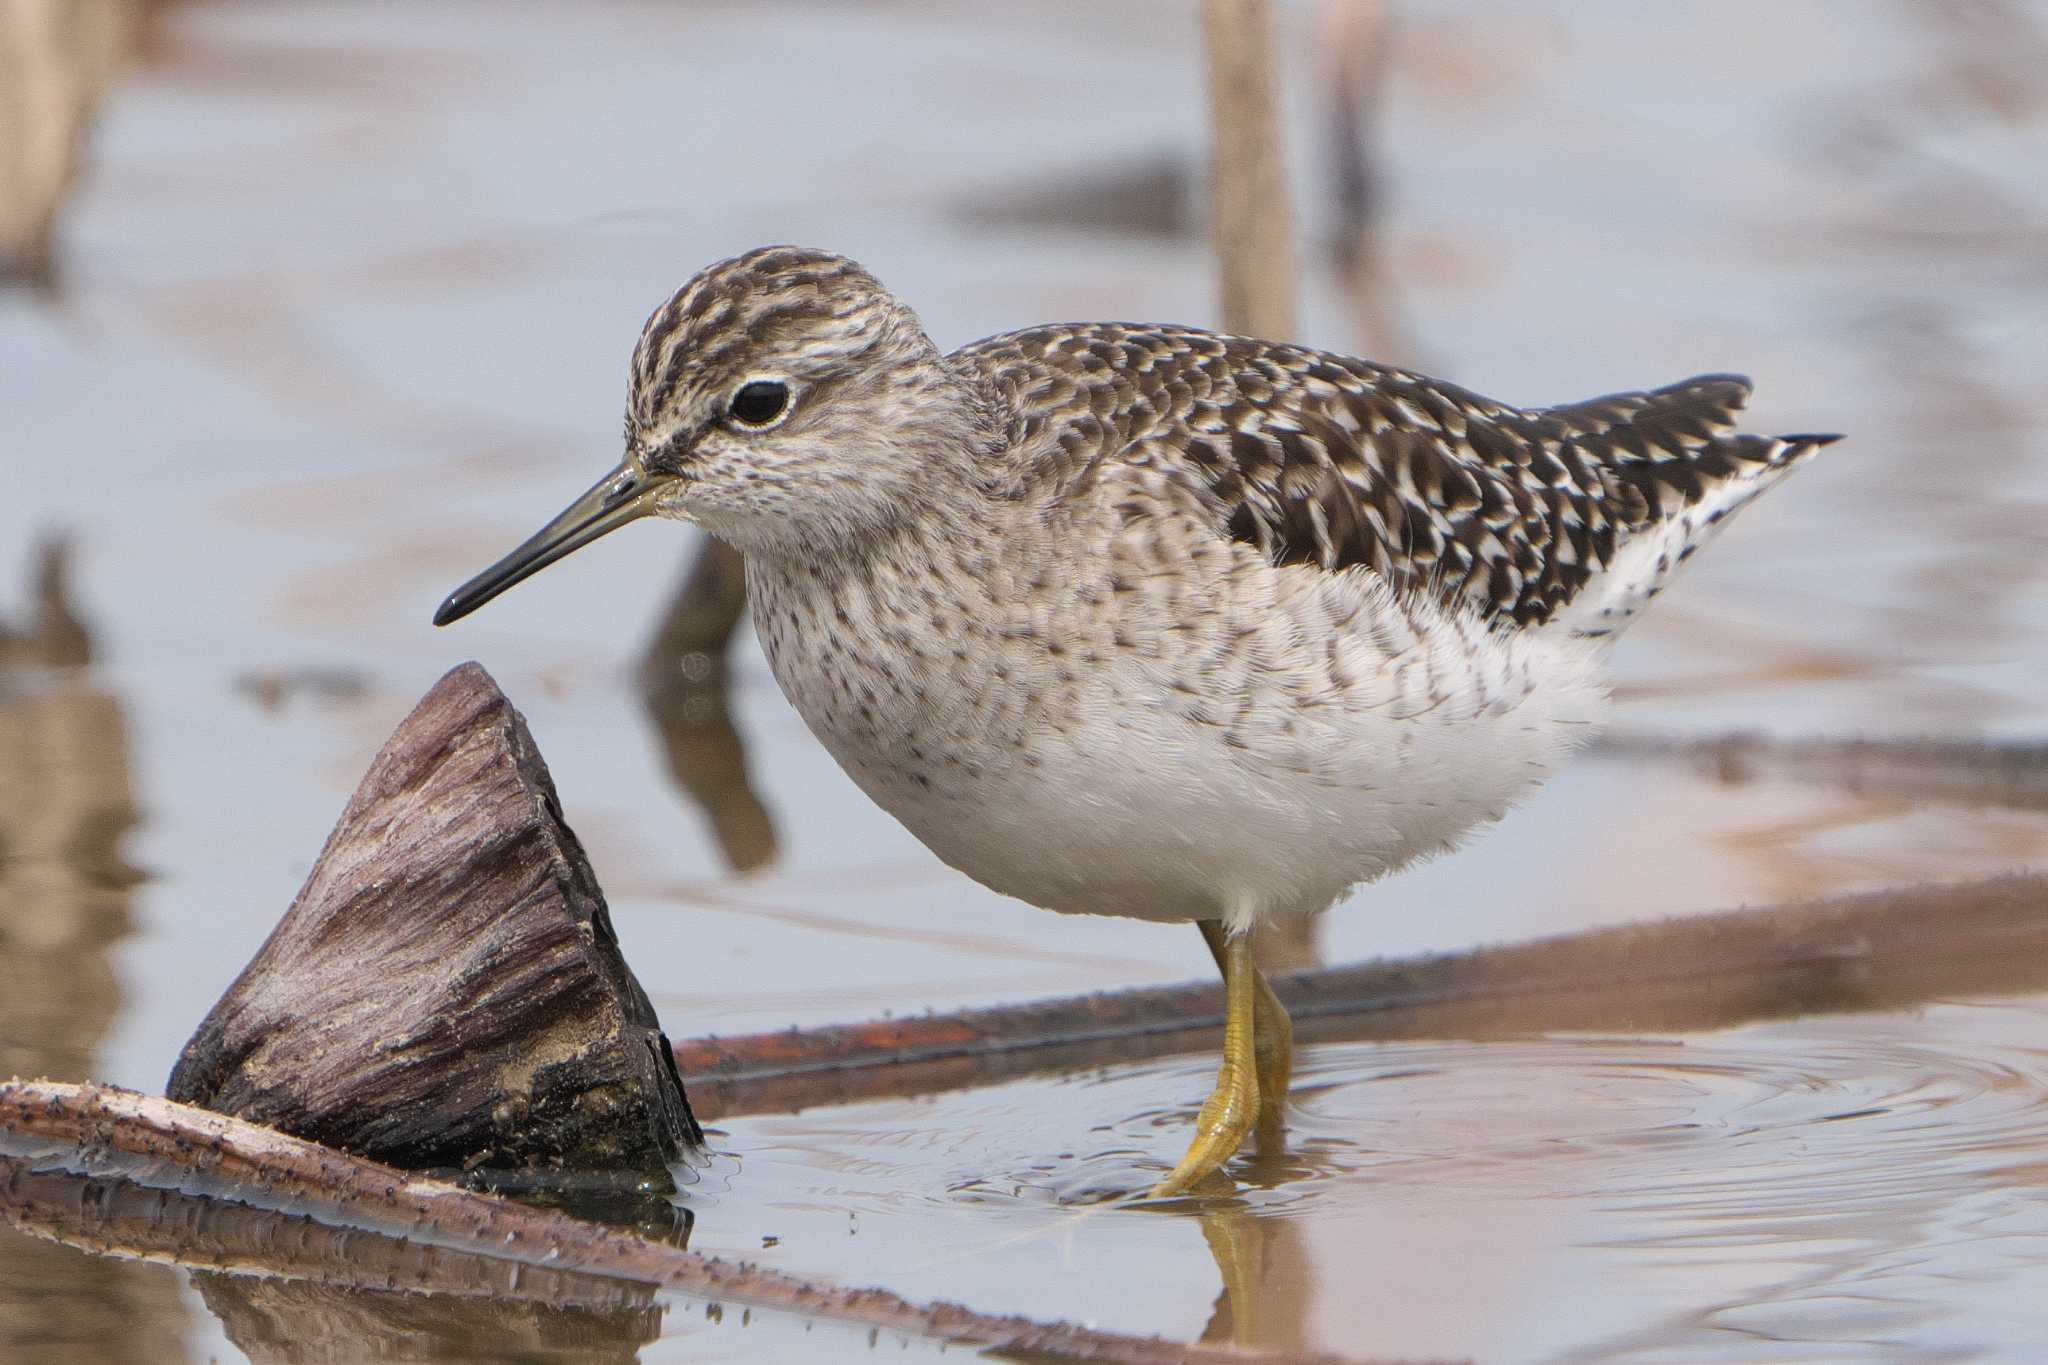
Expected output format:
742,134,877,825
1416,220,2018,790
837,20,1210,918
1537,374,1841,638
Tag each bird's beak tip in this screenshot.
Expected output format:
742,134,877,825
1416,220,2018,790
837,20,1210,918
426,459,661,630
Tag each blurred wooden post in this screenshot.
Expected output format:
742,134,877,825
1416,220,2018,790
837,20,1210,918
1203,0,1298,342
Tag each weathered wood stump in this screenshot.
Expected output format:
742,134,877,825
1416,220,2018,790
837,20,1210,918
167,662,700,1190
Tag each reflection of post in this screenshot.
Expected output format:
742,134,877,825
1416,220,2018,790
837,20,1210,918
642,536,748,665
0,685,132,1083
0,537,192,1362
0,536,90,668
638,537,777,873
1203,1,1321,974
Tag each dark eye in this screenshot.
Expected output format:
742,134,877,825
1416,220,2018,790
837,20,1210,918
728,380,789,427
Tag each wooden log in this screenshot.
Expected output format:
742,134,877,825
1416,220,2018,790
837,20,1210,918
0,1082,1375,1365
166,662,700,1193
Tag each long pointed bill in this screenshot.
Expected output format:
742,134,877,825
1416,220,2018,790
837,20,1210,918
433,461,667,626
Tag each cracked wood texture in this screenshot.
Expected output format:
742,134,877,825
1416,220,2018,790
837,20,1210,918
166,662,700,1187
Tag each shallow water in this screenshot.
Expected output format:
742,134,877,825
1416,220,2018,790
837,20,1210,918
693,1002,2048,1360
3,0,2048,1360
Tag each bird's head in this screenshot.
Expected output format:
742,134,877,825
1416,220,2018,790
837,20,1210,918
434,246,990,627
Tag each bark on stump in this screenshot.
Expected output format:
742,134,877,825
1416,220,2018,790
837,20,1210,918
167,662,700,1192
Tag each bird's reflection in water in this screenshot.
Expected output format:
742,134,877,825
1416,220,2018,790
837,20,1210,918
1149,1138,1339,1356
1198,1208,1317,1357
638,539,778,875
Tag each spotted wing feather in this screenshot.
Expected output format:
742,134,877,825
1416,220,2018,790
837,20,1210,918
959,323,1835,631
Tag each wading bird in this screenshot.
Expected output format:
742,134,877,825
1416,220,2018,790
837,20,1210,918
436,246,1837,1197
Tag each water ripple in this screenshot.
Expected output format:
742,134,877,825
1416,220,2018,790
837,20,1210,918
691,999,2048,1359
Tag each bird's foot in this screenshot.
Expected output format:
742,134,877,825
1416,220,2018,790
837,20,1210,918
1148,1045,1259,1198
1150,927,1263,1198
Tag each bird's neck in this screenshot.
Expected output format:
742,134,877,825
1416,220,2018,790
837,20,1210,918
739,494,1037,755
741,478,1012,606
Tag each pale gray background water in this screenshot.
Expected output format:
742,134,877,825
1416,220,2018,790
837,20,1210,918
4,2,2048,1361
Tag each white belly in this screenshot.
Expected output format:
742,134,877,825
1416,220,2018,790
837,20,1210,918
759,565,1612,934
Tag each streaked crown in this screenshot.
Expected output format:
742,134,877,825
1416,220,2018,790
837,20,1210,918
628,245,927,437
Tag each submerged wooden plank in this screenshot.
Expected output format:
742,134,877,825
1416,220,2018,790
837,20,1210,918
1593,728,2048,811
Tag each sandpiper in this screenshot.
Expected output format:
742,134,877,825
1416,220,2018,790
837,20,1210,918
435,246,1838,1197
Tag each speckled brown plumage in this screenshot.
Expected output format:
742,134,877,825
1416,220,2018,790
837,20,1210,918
449,244,1840,930
960,324,1837,630
625,247,1835,638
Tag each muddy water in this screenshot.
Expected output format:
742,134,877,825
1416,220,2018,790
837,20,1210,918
3,1,2047,1360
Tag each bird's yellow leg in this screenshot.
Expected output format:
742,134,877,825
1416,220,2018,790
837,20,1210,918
1150,926,1261,1198
1199,921,1293,1124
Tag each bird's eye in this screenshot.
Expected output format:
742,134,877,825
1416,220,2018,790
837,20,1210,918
728,380,789,427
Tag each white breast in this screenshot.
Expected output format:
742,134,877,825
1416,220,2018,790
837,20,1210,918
751,549,1611,935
